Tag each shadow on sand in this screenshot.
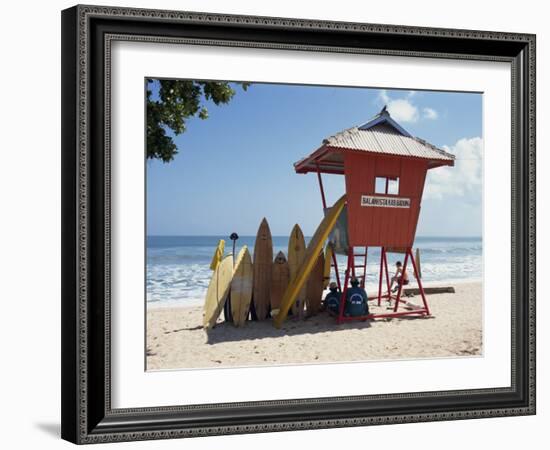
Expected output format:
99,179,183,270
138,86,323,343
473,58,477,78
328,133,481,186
154,301,435,346
203,310,374,345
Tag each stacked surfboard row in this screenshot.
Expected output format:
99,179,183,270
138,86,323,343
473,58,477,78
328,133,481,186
202,218,331,329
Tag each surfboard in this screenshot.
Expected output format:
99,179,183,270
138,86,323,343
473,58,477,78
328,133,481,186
252,218,273,320
306,251,325,316
274,195,347,328
209,239,225,271
203,255,233,329
230,246,253,327
323,242,333,289
288,224,306,318
271,251,290,314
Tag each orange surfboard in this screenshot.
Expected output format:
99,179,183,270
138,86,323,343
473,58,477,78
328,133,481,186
252,218,273,320
271,251,290,313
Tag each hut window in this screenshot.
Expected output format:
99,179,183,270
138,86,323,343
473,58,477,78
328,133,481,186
375,176,400,195
375,177,387,194
388,177,399,195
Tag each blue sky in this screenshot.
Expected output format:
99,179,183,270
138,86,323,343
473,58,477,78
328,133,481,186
146,82,482,237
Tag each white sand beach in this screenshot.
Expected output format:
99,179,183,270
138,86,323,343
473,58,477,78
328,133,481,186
146,281,482,370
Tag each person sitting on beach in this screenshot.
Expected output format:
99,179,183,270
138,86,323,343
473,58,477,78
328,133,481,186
345,277,368,317
390,261,409,293
324,282,341,316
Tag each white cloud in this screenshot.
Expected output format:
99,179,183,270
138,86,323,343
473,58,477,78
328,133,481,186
424,137,483,200
387,98,419,122
377,90,438,123
378,90,418,122
422,107,438,120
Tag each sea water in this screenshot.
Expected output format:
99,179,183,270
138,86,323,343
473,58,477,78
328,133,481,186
146,236,482,308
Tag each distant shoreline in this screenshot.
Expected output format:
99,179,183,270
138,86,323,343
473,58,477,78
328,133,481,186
147,236,482,308
147,277,483,310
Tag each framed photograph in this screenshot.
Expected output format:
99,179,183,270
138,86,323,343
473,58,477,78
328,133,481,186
61,4,536,444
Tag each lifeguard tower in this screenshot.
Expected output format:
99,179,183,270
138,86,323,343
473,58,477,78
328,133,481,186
291,106,455,324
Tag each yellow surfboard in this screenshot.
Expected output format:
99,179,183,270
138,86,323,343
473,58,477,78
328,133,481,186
231,246,253,327
209,239,225,271
306,251,325,316
274,195,346,328
323,242,334,289
203,255,233,329
288,224,306,318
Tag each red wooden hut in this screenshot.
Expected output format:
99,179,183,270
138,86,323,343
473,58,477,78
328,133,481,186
294,106,455,322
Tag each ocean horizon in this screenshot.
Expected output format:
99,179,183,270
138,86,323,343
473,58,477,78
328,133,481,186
146,235,482,308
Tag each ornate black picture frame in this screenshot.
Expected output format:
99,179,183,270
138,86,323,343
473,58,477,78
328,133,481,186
61,4,536,444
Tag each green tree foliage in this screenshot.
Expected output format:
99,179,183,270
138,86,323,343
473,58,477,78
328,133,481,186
146,79,249,162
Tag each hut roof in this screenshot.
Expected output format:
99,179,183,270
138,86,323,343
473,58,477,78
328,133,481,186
294,107,455,174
